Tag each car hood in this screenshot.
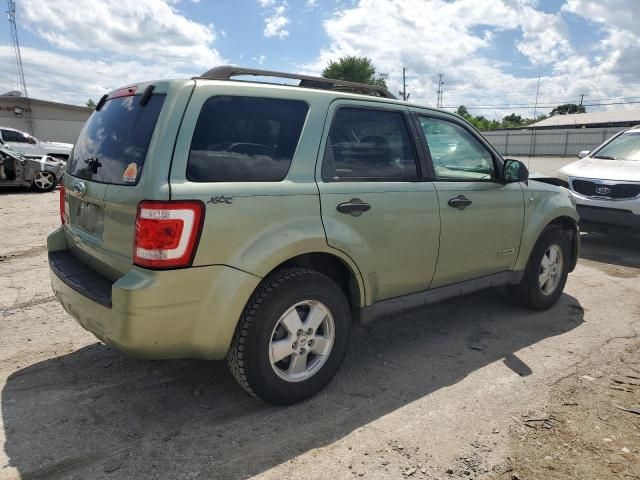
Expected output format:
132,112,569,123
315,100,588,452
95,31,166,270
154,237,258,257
40,141,73,149
559,158,640,182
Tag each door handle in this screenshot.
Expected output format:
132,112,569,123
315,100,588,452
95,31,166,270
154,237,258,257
337,198,371,217
448,195,472,210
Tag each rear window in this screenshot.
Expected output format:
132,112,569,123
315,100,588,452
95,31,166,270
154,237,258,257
187,96,309,182
67,94,165,185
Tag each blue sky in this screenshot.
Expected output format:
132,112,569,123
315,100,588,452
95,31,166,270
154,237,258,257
1,0,638,120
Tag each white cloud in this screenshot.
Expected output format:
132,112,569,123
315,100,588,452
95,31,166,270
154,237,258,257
259,1,290,39
1,0,226,105
0,45,186,104
19,0,223,68
303,0,640,118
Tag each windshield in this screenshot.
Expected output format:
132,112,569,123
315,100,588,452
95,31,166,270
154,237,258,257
593,131,640,161
67,94,165,185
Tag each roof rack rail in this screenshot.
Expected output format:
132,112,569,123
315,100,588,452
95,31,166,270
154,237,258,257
196,65,396,99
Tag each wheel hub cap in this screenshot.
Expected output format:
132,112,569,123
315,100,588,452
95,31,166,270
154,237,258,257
269,300,335,383
539,244,563,296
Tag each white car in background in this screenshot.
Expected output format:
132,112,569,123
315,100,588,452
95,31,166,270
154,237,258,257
559,126,640,233
0,126,73,161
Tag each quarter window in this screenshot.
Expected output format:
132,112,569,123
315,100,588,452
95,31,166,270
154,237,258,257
322,107,418,181
187,96,309,182
419,117,495,181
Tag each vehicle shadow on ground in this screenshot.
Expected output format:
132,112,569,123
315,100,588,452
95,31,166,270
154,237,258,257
579,232,640,269
0,186,58,195
2,291,584,479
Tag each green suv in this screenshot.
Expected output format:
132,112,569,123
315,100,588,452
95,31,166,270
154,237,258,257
48,66,579,405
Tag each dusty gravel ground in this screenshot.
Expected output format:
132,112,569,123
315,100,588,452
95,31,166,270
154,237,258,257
1,163,639,480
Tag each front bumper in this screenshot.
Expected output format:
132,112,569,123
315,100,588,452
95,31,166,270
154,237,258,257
47,227,261,360
568,186,640,232
576,205,640,232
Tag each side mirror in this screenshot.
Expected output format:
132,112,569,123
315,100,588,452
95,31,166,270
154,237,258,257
28,137,38,145
503,159,529,183
578,150,590,159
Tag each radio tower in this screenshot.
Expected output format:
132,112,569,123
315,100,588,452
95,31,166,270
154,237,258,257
7,0,33,134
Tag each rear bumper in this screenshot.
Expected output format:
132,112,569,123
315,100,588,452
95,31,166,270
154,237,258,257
47,227,261,360
577,205,640,233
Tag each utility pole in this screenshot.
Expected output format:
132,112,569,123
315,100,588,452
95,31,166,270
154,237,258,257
436,74,445,108
579,93,586,108
398,67,410,101
7,0,33,134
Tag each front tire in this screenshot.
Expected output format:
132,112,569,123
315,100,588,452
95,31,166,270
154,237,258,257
510,226,570,310
32,171,57,192
227,268,351,405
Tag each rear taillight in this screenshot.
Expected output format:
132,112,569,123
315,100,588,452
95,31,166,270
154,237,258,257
59,186,66,224
133,200,205,269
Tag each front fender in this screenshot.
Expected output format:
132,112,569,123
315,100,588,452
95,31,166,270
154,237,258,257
514,183,579,271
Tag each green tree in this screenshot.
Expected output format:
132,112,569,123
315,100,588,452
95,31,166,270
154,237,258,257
456,105,469,117
455,105,501,131
502,113,524,127
550,103,586,115
322,56,388,89
86,99,96,109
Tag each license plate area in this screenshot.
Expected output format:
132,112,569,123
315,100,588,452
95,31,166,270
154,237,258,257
73,200,104,238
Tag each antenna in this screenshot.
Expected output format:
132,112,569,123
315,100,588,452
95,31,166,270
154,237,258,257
7,0,33,134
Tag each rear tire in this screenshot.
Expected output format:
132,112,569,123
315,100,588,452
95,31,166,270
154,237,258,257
509,226,570,310
32,171,57,192
227,268,351,405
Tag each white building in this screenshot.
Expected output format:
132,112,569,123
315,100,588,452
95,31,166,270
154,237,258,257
0,93,92,144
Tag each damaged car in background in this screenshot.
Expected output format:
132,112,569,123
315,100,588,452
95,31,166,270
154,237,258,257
0,143,64,192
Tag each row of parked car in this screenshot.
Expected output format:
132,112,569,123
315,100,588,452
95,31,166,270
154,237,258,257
2,118,638,233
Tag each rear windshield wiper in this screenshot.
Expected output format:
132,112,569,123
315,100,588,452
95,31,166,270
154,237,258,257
592,155,617,160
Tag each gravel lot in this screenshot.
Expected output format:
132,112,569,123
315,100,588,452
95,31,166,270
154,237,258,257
1,158,639,479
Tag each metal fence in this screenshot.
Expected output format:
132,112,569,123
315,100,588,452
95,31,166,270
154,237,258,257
482,127,628,157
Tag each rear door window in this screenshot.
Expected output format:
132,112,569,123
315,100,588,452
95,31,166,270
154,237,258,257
322,107,418,181
67,94,166,185
187,96,309,182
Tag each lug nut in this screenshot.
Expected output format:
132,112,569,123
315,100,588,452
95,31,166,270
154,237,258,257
299,348,306,355
292,342,297,349
306,328,313,335
308,339,314,347
297,329,303,336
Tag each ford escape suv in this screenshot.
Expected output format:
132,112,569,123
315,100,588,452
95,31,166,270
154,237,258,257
48,66,579,405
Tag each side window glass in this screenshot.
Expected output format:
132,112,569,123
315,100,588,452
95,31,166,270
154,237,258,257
2,130,28,143
322,107,418,181
187,96,309,182
419,117,494,181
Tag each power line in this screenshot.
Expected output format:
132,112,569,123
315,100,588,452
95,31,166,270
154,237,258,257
440,100,640,110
